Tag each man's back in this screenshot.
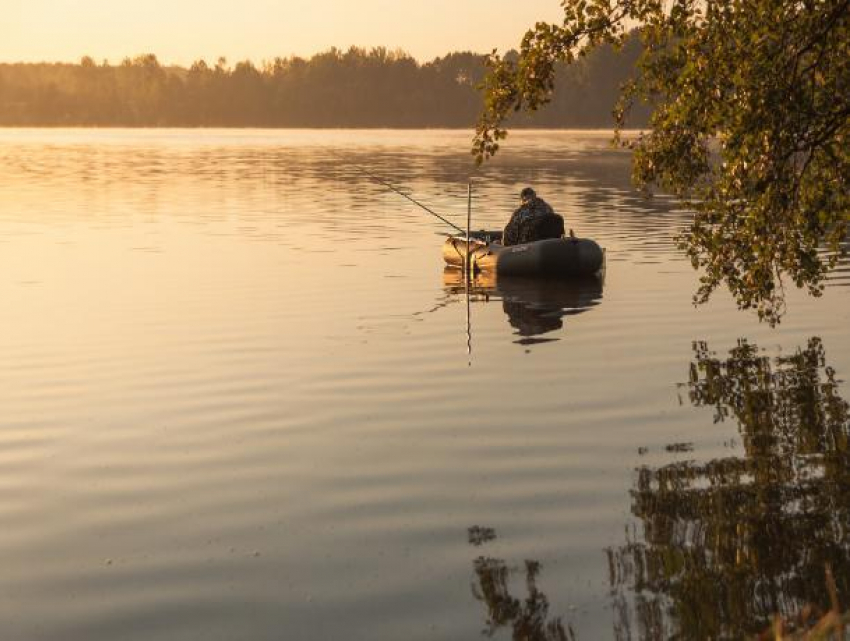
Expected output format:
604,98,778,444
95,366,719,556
503,196,564,246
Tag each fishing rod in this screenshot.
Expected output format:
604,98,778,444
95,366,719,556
348,162,467,235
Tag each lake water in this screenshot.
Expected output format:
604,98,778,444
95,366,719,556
1,129,848,640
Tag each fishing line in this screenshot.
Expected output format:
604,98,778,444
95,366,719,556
345,159,467,235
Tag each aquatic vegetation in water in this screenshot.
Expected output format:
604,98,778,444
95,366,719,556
757,564,850,639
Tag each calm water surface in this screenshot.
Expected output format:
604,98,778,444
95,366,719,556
1,129,849,640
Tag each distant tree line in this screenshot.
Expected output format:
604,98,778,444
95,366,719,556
0,37,649,128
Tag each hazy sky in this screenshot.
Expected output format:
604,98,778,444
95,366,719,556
2,0,564,65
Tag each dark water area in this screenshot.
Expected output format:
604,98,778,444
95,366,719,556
1,129,848,640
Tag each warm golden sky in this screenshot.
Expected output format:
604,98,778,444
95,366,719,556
2,0,564,65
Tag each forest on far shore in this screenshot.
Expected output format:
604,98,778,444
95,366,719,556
0,34,650,128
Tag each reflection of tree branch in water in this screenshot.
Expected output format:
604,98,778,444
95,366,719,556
468,527,574,641
608,337,850,639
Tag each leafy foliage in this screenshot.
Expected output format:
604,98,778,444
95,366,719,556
473,0,850,324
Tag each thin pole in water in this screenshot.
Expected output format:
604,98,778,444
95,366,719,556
465,181,473,362
466,278,472,362
466,182,473,274
467,182,472,238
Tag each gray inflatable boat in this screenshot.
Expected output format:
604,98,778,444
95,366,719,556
443,230,605,278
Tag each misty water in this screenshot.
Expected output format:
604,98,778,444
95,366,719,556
1,129,849,640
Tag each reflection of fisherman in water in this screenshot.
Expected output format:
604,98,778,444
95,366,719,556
442,270,603,345
502,298,562,339
608,338,850,640
498,277,602,344
468,527,572,641
502,188,565,246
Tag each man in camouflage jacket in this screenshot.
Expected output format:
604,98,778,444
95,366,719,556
502,188,565,246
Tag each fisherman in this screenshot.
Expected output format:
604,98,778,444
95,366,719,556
501,187,565,246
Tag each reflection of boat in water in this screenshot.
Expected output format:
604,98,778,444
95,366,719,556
443,230,605,278
443,268,603,344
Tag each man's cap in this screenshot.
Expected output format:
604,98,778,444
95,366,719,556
520,187,536,200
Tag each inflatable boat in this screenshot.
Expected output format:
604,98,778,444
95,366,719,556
442,230,605,278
